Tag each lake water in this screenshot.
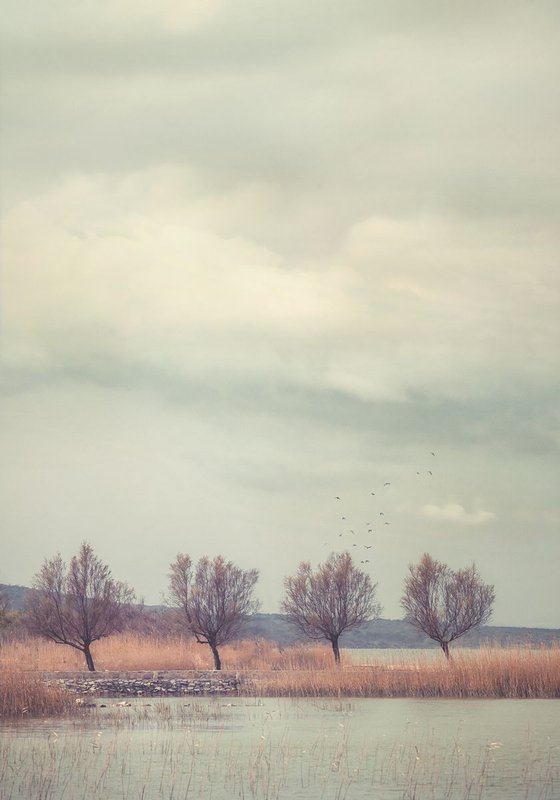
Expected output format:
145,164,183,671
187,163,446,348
345,647,443,664
1,696,558,799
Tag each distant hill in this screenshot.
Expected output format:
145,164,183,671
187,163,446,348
243,613,560,649
2,583,559,649
0,584,32,612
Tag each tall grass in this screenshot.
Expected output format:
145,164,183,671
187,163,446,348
1,636,559,698
250,645,560,698
0,635,335,672
0,670,76,717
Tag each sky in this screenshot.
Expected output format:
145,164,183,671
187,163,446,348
1,1,559,628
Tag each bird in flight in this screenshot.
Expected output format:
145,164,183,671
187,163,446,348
364,545,372,549
431,452,436,457
335,496,341,500
384,482,391,486
379,512,384,516
428,470,432,476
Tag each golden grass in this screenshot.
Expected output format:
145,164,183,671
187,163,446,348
251,645,560,698
0,635,336,672
0,670,76,717
1,636,559,698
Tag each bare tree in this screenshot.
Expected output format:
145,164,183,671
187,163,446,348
26,542,135,671
401,553,495,659
0,589,13,631
168,554,259,670
282,551,381,665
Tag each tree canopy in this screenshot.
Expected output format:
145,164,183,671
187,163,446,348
27,542,135,671
282,551,381,664
168,554,259,670
401,553,495,658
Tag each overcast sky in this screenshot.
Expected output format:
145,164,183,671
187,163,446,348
1,1,559,628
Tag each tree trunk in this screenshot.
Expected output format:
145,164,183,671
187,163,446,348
83,643,96,671
331,636,341,666
441,640,450,660
209,643,222,670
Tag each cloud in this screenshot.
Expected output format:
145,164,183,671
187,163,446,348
1,4,559,452
2,168,559,416
422,503,496,526
1,0,560,627
3,0,559,231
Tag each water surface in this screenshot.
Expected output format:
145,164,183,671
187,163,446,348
1,696,558,799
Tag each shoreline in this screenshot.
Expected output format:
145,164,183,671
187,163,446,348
39,664,560,700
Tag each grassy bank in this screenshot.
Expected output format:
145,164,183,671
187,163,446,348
0,635,335,672
1,636,559,700
249,645,560,698
0,669,77,717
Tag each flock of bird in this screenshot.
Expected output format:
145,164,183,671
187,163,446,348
328,452,437,563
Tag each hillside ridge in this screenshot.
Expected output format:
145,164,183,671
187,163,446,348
2,583,558,649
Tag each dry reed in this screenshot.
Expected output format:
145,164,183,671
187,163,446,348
1,636,559,699
0,635,335,672
250,645,560,698
0,669,76,717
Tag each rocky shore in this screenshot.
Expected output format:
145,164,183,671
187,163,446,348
44,670,242,697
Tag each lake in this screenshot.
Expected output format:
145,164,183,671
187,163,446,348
345,647,443,664
1,695,558,799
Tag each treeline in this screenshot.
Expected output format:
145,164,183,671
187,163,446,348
5,594,556,652
1,542,502,672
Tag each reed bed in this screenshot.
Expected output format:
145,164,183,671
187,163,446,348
0,635,336,672
0,669,77,718
1,636,559,699
250,645,560,698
